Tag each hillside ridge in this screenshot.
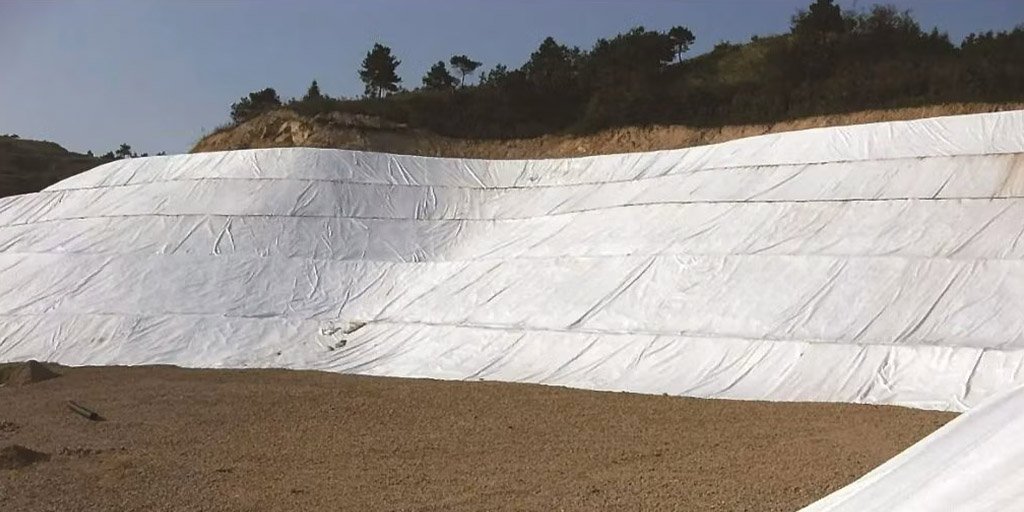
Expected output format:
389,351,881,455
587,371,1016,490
0,136,104,199
192,102,1024,159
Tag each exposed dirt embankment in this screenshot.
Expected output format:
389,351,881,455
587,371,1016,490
192,103,1024,159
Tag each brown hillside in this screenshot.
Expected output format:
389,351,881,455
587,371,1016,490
0,136,104,199
192,103,1024,159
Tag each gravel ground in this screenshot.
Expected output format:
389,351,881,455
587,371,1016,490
0,365,955,511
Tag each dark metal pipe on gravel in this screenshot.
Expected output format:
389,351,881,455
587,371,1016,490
66,400,104,421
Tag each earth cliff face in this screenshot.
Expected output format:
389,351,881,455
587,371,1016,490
192,102,1024,159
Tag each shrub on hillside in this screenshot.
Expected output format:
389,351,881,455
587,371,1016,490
230,88,283,124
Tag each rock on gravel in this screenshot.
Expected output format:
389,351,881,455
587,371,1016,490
0,444,49,470
0,360,61,387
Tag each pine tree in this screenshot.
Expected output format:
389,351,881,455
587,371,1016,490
359,43,402,98
230,88,282,123
449,55,482,87
115,143,133,160
668,26,695,62
792,0,846,36
522,37,580,92
303,80,323,101
422,61,457,90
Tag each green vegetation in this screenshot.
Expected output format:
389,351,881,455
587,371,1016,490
359,43,402,99
0,138,102,198
0,137,165,199
449,55,483,87
230,88,283,124
225,0,1024,139
304,80,323,101
422,61,458,91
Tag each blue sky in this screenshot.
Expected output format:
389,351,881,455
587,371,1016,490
1,0,1022,154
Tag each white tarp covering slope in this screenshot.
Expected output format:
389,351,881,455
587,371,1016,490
804,382,1024,511
2,111,1024,508
2,111,1024,413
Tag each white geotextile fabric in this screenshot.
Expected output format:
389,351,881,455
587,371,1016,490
803,383,1024,511
2,111,1024,509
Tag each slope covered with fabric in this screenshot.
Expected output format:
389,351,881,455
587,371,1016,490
804,382,1024,511
1,112,1024,414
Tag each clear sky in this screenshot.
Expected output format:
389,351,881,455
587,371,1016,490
1,0,1022,155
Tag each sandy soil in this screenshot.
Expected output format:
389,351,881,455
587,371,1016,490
0,365,954,511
